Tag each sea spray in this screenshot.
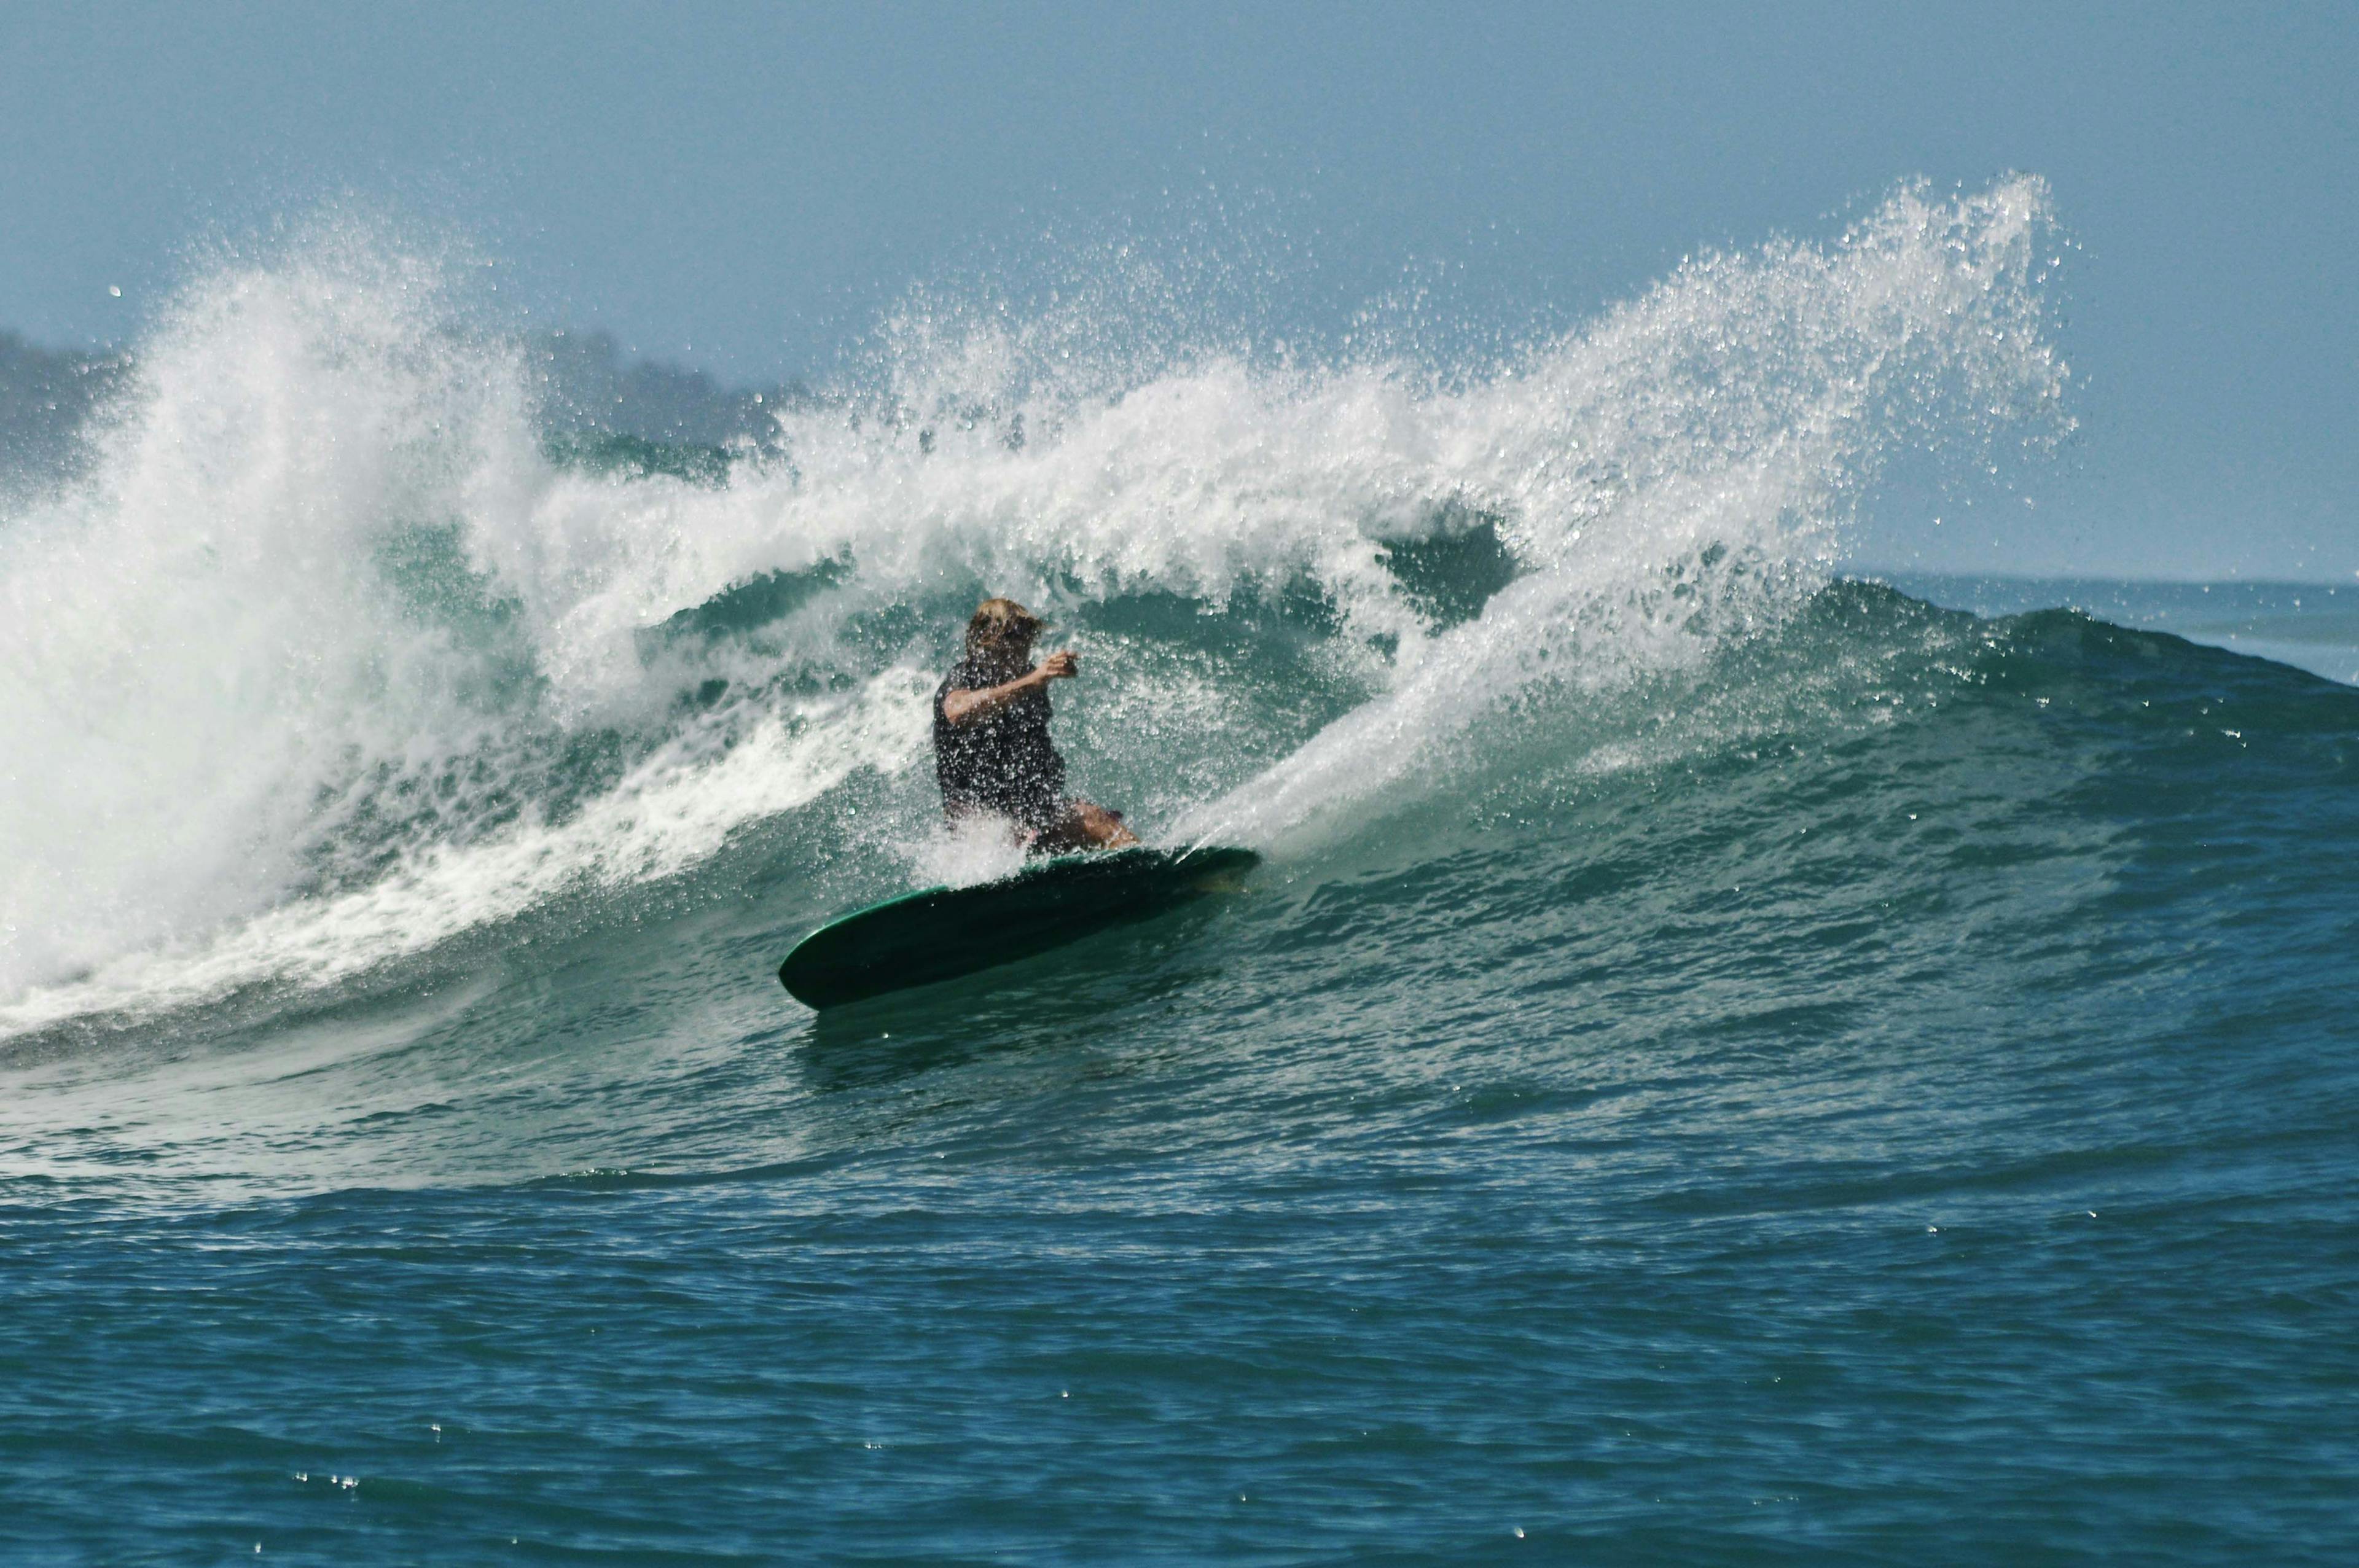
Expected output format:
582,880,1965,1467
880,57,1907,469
0,234,548,1001
1177,177,2069,844
0,179,2068,1031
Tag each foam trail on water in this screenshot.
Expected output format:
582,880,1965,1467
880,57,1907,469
0,179,2067,1032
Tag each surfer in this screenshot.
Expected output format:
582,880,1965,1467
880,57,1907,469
934,598,1140,855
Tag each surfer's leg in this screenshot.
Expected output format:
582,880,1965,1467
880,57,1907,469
1025,799,1137,855
1070,798,1139,849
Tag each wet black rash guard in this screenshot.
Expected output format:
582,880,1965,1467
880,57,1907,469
933,656,1067,829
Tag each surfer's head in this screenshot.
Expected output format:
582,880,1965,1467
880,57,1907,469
964,598,1046,658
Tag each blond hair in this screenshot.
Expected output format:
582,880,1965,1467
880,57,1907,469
964,597,1044,654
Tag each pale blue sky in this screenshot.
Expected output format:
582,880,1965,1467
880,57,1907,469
2,2,2352,578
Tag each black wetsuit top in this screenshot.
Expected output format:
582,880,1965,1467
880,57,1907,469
933,656,1066,829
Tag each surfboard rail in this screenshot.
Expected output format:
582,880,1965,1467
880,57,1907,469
777,844,1259,1009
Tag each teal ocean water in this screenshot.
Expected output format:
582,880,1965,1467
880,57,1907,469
4,182,2355,1562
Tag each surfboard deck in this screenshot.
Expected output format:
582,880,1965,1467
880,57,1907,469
778,845,1261,1009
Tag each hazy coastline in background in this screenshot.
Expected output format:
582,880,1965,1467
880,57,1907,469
13,317,2351,693
1,324,804,494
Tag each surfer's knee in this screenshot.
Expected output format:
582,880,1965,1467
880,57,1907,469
1071,798,1138,847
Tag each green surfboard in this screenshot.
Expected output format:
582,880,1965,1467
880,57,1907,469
778,845,1261,1009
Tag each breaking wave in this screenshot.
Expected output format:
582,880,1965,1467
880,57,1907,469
0,179,2071,1032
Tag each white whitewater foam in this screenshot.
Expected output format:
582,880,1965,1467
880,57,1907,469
0,238,546,1003
0,671,930,1036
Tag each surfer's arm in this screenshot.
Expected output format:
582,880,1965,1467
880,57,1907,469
941,653,1078,725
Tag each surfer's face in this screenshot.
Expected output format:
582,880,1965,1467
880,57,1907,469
983,625,1036,669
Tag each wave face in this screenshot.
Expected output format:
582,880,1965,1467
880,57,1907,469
0,179,2067,1027
9,182,2355,1561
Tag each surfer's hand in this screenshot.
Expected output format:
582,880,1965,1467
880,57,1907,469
1036,650,1079,682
